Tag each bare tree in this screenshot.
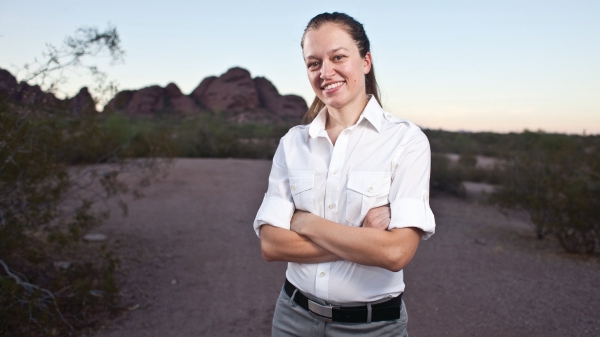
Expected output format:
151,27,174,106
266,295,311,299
16,24,124,107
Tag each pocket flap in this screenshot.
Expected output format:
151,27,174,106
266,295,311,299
288,171,315,195
347,171,391,197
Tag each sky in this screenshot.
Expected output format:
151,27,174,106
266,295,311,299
1,0,599,134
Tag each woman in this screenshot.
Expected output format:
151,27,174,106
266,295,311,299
253,12,435,336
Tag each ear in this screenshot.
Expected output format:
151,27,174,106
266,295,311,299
363,52,373,74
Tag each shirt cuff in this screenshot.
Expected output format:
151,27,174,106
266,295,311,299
253,194,295,237
388,197,436,240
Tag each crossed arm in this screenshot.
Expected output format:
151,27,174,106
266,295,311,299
260,206,422,272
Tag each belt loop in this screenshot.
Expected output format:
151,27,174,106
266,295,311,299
367,302,372,323
289,289,298,307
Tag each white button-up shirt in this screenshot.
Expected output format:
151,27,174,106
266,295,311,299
253,95,436,304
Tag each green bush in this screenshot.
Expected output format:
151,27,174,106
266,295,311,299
98,112,293,160
489,133,600,253
176,116,281,159
430,154,466,197
0,100,174,335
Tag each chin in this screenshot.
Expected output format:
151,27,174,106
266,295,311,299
320,95,351,110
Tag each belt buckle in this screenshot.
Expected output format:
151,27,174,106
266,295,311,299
307,300,338,322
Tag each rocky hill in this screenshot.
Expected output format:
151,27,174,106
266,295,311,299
0,67,308,123
105,67,307,123
0,68,96,115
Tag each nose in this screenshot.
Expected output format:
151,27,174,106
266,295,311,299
319,60,334,80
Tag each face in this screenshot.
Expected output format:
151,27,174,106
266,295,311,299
302,22,372,111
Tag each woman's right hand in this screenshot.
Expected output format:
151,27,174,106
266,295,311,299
362,204,391,230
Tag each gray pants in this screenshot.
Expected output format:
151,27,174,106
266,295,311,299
272,286,409,337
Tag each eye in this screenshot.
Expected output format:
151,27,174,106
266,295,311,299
333,54,345,61
307,61,320,69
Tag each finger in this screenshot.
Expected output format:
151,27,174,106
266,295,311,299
371,221,388,230
379,217,391,227
366,209,386,222
372,210,390,223
364,208,389,227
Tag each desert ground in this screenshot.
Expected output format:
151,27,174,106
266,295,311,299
90,158,600,337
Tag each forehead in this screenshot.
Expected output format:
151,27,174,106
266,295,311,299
303,22,358,58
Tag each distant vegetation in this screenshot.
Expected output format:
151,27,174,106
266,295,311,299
424,129,599,157
426,129,600,254
81,111,287,159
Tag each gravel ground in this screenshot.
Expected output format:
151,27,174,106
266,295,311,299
91,158,600,337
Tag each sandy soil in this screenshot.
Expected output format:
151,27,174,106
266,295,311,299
90,158,600,337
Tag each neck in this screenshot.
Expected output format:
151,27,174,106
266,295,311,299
325,94,370,131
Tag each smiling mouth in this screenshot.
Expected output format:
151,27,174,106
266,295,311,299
321,81,345,91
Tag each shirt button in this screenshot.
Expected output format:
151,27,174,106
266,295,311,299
291,185,295,191
319,272,326,278
368,186,374,192
386,114,392,119
332,169,337,175
328,204,334,210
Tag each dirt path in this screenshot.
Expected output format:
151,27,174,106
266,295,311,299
92,158,600,337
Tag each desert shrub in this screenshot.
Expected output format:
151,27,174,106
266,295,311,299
0,26,173,336
489,132,600,253
0,107,174,336
546,156,600,253
455,153,504,185
458,153,477,168
430,154,465,197
171,113,289,159
489,151,557,239
97,113,177,160
461,166,504,185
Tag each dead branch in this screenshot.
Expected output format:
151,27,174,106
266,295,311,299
0,258,74,331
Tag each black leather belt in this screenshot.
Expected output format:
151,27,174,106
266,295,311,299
284,279,402,323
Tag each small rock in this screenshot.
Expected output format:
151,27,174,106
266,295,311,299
84,233,107,242
171,279,177,285
474,238,487,245
53,261,71,270
89,290,104,297
127,304,140,311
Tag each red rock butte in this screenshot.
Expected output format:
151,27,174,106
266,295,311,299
105,67,308,123
0,68,96,116
0,67,309,123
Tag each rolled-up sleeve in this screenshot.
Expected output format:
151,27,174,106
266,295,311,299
253,140,295,237
388,129,436,240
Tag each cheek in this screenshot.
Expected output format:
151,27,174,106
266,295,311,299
308,73,320,86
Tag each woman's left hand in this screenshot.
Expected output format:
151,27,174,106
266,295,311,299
362,204,391,230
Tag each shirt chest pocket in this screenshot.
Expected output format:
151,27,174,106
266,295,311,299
289,171,315,212
345,172,391,227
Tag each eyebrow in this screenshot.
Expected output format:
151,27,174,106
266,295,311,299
305,47,349,60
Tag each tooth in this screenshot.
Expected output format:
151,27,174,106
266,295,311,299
325,82,339,90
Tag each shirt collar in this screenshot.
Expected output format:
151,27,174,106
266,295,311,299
307,95,383,141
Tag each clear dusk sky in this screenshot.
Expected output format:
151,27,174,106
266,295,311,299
1,0,599,134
